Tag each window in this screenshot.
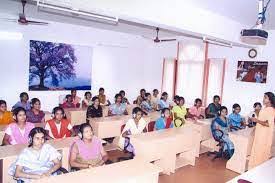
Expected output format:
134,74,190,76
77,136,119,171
175,40,205,106
205,58,226,105
161,58,176,99
161,41,226,107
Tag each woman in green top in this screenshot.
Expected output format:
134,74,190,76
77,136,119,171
171,97,187,127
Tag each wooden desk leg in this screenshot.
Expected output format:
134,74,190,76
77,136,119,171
154,155,176,175
3,156,16,183
226,135,248,174
61,147,70,171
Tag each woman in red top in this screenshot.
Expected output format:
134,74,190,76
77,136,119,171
155,108,174,130
45,107,73,139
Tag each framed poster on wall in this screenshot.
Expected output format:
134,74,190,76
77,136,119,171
236,61,268,83
29,40,92,91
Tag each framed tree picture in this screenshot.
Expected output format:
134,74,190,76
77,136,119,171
236,61,268,83
29,40,92,91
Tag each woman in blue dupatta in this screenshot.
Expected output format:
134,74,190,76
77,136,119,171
9,127,62,183
211,106,234,158
140,93,154,113
228,103,246,131
155,108,173,130
108,94,128,116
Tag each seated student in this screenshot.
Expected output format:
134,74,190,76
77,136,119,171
158,92,170,110
151,89,160,110
0,100,13,125
82,91,93,108
136,89,146,105
97,87,111,106
108,94,128,116
45,107,73,139
171,95,180,107
69,123,109,170
140,93,154,113
247,102,262,127
228,103,246,130
26,98,45,124
119,90,130,105
119,107,147,156
211,106,234,159
9,127,62,182
188,98,205,120
12,92,31,111
172,97,187,127
155,108,173,130
71,90,81,108
206,95,221,118
62,95,77,109
2,107,35,145
86,97,103,120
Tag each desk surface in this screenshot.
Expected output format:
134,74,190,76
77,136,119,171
228,158,275,183
132,127,193,141
229,127,255,137
0,137,77,159
34,159,161,183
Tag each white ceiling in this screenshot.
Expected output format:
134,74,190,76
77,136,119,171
0,0,274,40
0,0,183,38
191,0,274,29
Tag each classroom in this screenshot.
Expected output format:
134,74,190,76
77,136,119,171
0,0,274,183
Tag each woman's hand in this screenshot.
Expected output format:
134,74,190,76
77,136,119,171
33,174,43,179
250,117,258,123
41,172,51,177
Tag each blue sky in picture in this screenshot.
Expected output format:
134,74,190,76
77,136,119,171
29,41,92,90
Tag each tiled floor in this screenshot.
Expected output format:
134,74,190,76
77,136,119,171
108,150,239,183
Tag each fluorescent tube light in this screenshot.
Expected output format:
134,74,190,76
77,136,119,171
37,0,118,24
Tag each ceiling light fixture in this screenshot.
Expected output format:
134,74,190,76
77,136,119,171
37,0,119,24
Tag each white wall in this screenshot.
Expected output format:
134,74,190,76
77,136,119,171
208,30,275,114
0,21,176,111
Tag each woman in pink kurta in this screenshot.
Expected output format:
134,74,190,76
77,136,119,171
248,92,275,169
2,107,34,145
69,123,109,170
187,98,205,120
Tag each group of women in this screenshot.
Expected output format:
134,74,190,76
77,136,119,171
0,88,274,182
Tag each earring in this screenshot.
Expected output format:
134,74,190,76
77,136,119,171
78,132,82,139
28,137,32,144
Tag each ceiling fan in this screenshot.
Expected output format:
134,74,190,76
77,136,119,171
142,27,177,43
1,0,48,25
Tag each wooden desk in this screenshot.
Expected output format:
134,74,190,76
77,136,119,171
34,159,161,183
131,127,199,174
227,157,275,183
64,108,86,126
185,119,216,156
0,137,77,183
89,112,159,139
226,127,255,174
